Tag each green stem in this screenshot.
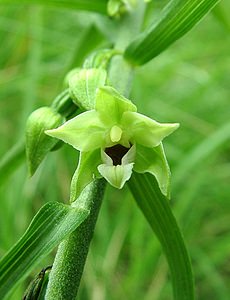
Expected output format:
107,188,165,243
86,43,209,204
108,2,145,95
45,179,106,299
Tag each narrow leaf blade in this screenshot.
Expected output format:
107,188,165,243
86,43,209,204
128,172,194,300
0,0,108,14
0,202,89,299
124,0,220,65
0,141,25,185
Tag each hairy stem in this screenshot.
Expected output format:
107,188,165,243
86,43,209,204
45,180,106,299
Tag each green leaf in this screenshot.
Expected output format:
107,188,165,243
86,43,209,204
124,0,220,65
128,172,194,300
0,0,108,14
212,1,230,31
173,121,230,189
0,202,89,299
26,107,65,176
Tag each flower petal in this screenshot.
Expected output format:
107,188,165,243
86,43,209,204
95,86,137,125
121,144,136,164
122,111,179,147
45,110,106,151
70,149,101,202
97,163,134,189
101,150,113,166
133,143,171,197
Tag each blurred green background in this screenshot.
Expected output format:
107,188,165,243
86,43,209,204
0,1,229,299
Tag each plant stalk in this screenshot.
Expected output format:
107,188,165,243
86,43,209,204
45,179,106,299
45,3,145,299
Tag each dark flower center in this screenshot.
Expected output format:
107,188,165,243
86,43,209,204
105,144,130,166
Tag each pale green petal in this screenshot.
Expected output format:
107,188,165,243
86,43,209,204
101,150,113,166
70,149,101,202
121,144,136,164
69,68,107,110
45,110,106,152
95,86,137,125
122,111,179,147
133,143,171,197
97,163,134,189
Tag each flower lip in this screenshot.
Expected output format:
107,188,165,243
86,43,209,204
105,144,131,166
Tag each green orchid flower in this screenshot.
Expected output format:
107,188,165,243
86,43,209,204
46,86,179,200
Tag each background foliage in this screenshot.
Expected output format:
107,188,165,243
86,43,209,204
0,1,229,299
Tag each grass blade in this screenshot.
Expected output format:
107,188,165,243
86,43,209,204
0,141,25,185
124,0,220,65
173,122,230,189
128,172,194,300
0,0,108,14
0,201,89,299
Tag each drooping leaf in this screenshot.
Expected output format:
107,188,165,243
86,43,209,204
128,172,194,300
0,202,89,299
124,0,220,65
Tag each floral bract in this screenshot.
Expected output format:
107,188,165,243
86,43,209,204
46,86,179,200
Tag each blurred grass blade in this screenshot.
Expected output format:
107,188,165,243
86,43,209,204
0,202,89,299
124,0,220,65
66,24,106,71
0,141,25,185
128,172,194,300
173,122,230,189
212,1,230,31
0,0,108,14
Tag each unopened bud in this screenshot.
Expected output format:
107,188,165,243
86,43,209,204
26,107,65,176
